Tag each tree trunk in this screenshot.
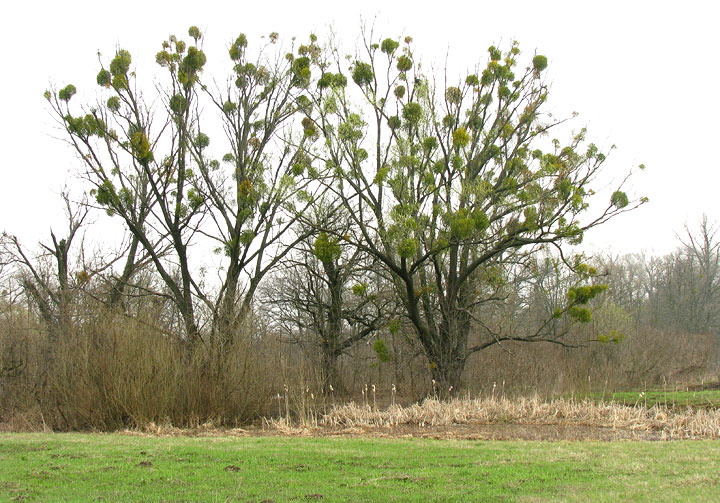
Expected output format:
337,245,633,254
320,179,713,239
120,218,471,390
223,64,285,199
402,273,470,394
429,357,465,397
320,259,344,391
425,322,468,396
216,264,242,344
320,342,343,392
108,234,140,308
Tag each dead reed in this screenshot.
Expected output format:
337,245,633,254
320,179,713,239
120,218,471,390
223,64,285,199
318,396,720,439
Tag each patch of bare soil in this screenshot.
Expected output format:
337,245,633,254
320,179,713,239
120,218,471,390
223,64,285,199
122,423,664,441
315,423,664,441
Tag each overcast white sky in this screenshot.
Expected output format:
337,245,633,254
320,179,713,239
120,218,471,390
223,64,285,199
2,0,718,257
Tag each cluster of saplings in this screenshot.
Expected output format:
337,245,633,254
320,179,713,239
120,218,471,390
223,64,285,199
0,27,661,430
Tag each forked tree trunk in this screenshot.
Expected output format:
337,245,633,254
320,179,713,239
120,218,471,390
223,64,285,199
425,323,469,396
402,275,472,394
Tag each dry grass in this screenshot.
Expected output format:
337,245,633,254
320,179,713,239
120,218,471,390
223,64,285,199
316,396,720,439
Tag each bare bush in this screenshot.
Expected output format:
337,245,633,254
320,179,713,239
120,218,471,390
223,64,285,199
0,310,286,430
463,328,714,397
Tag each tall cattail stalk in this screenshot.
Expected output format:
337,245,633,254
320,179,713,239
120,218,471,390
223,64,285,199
284,384,290,426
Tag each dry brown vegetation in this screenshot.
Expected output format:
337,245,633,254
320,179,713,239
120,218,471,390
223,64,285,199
1,299,717,433
463,328,716,397
317,396,720,439
0,311,282,431
118,396,720,441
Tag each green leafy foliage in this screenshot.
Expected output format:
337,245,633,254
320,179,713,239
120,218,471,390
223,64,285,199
188,26,201,41
611,190,629,208
110,49,132,76
58,84,76,102
239,229,255,245
317,73,332,89
179,46,206,86
352,283,368,297
422,137,438,152
532,55,548,72
95,179,117,207
401,102,423,125
452,127,470,148
381,38,400,54
445,86,462,105
106,96,121,112
318,73,347,90
130,131,153,164
314,232,341,263
229,34,248,62
372,339,392,362
155,50,174,68
397,237,417,259
222,100,237,114
64,113,105,137
352,62,374,87
396,55,412,72
185,187,202,210
597,330,625,343
334,73,348,88
292,56,311,86
450,211,476,239
96,69,111,87
301,116,316,138
388,115,402,130
338,113,365,142
169,94,187,115
472,210,489,231
568,305,592,322
566,284,607,305
195,132,210,149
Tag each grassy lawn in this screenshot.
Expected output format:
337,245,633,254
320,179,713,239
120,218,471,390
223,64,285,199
0,433,719,502
585,389,720,408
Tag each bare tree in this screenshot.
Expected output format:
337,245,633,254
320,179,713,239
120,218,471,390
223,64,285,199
262,210,390,390
47,28,324,346
300,34,643,389
1,193,89,341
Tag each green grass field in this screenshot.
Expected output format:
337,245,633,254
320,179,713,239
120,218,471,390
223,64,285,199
1,433,719,502
585,389,720,408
